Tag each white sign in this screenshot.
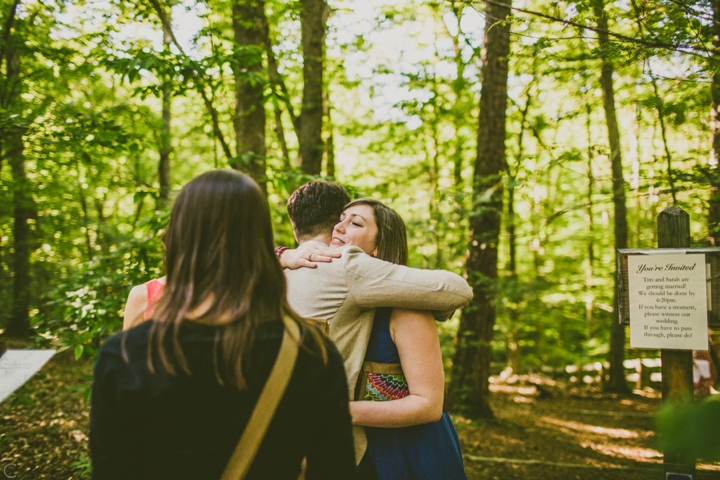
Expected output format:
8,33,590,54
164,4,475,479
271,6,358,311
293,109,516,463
0,350,55,403
628,254,709,350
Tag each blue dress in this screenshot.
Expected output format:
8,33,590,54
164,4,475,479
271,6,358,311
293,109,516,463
357,308,468,480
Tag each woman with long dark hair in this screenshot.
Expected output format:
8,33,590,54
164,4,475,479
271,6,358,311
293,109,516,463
90,170,356,479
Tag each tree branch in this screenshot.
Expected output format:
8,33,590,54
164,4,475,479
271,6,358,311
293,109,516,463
268,49,300,135
461,0,712,57
147,0,185,54
0,0,20,109
146,0,233,161
260,13,300,137
199,81,233,161
0,0,19,75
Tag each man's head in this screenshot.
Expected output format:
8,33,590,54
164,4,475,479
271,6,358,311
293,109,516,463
287,181,351,243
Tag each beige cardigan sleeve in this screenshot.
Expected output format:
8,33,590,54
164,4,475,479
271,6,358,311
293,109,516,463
338,246,473,320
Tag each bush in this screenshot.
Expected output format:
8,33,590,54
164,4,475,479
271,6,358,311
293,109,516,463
657,394,720,461
33,215,165,359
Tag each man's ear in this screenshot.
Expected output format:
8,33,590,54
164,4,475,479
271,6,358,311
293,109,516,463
291,222,299,244
372,247,378,257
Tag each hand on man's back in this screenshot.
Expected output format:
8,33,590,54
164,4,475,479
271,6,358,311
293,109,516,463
281,242,342,269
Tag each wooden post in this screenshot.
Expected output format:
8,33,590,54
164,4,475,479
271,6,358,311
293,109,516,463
658,206,695,478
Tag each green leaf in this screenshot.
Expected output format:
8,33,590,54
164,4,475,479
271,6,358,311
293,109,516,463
133,190,147,204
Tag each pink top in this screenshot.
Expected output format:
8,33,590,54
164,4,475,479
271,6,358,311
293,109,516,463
144,279,165,320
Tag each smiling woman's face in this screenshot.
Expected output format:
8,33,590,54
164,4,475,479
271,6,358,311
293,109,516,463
331,204,378,256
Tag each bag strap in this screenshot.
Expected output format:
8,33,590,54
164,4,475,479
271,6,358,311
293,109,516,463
362,361,403,375
221,316,301,480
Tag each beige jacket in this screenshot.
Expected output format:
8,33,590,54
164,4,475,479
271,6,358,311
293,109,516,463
284,245,473,463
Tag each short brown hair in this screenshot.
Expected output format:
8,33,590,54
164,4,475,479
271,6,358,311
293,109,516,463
287,181,351,241
344,198,408,266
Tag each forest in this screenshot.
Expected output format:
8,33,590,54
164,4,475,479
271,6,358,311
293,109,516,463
1,0,720,477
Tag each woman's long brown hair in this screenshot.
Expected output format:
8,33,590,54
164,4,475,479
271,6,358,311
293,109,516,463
147,169,325,389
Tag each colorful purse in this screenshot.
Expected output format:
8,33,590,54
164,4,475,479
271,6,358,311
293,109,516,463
356,361,409,401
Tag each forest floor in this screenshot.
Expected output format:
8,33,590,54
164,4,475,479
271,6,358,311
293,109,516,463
459,383,719,480
1,347,719,479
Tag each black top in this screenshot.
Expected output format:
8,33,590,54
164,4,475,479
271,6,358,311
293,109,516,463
90,319,357,480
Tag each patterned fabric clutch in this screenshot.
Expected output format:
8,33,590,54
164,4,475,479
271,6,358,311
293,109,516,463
356,361,409,401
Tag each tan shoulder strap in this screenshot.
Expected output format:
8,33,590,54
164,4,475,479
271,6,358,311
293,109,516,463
221,316,301,480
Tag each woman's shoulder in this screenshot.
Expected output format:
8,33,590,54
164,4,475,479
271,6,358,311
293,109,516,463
125,278,163,305
127,283,149,303
123,284,149,329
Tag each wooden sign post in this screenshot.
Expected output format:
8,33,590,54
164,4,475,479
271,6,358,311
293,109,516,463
617,206,720,480
657,207,695,479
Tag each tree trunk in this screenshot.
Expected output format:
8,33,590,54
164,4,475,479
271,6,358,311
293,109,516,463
507,181,521,372
299,0,326,175
7,145,30,338
158,4,173,206
273,99,291,170
594,0,630,394
0,0,20,327
628,0,675,207
708,0,720,245
427,93,442,269
94,196,107,256
324,92,335,178
505,82,533,373
585,101,595,336
448,0,512,418
448,0,468,188
4,0,33,338
77,165,94,260
232,0,267,192
650,77,676,205
634,108,643,248
8,123,31,338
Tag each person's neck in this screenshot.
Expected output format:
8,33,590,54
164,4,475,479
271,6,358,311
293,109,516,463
298,234,331,246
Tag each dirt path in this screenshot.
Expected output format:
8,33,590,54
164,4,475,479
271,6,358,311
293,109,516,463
1,352,718,479
0,351,92,479
458,385,720,480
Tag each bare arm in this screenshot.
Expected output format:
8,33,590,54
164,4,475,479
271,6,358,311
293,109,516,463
349,309,444,427
122,285,147,331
